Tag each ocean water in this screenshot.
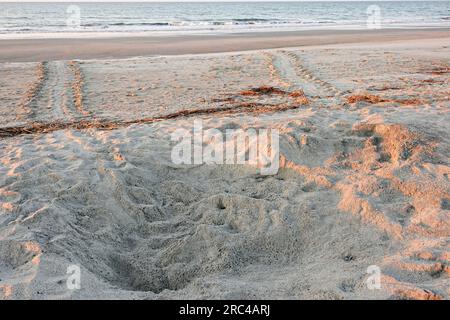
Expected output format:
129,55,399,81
0,1,449,37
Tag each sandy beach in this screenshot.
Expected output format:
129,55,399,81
0,29,449,300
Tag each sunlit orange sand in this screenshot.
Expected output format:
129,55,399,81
0,35,449,300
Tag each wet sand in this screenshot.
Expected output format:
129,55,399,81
0,28,449,62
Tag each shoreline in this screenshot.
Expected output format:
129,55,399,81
2,24,450,40
1,28,449,62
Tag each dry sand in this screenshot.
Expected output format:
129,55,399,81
0,31,449,299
